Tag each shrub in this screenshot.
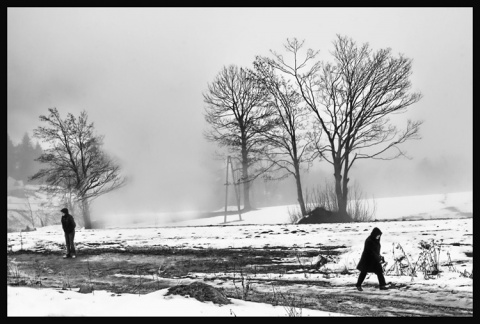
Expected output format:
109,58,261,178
289,181,376,224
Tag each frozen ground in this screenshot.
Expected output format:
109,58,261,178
7,191,473,316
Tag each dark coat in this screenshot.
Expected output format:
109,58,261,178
356,227,383,273
61,213,76,234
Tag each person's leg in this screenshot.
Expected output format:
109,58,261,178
69,232,76,257
376,271,387,287
64,232,71,257
356,271,367,288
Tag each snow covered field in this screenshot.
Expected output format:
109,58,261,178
7,191,473,316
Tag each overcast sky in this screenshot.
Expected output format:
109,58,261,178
7,7,472,219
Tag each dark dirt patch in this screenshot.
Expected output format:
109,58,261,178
7,247,472,317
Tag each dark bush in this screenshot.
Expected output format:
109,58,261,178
297,207,352,224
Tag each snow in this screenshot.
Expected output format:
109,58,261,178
7,191,473,317
7,286,350,317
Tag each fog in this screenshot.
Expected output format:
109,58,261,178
7,8,472,221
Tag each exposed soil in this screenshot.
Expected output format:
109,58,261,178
7,246,472,317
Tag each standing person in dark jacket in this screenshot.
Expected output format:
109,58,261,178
61,208,76,259
356,227,387,291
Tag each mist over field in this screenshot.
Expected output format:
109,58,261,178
7,8,472,223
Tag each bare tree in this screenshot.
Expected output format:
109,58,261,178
30,108,126,229
252,57,320,216
203,65,273,211
267,36,423,218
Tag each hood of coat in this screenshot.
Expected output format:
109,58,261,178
370,227,382,239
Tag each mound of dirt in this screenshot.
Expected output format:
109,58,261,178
78,284,94,294
166,281,231,305
297,207,352,224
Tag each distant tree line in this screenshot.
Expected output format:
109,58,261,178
7,132,44,184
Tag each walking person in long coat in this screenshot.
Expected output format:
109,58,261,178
356,227,388,291
61,208,76,259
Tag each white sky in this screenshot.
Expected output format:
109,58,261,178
7,191,473,316
7,7,473,217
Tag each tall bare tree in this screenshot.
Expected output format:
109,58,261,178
253,57,320,216
30,108,126,229
203,65,273,211
267,36,423,218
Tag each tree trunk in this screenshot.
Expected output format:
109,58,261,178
334,175,347,214
241,142,252,211
294,164,307,216
341,157,351,220
334,169,351,221
81,198,92,229
242,161,252,211
337,193,348,218
333,160,348,218
38,216,44,227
